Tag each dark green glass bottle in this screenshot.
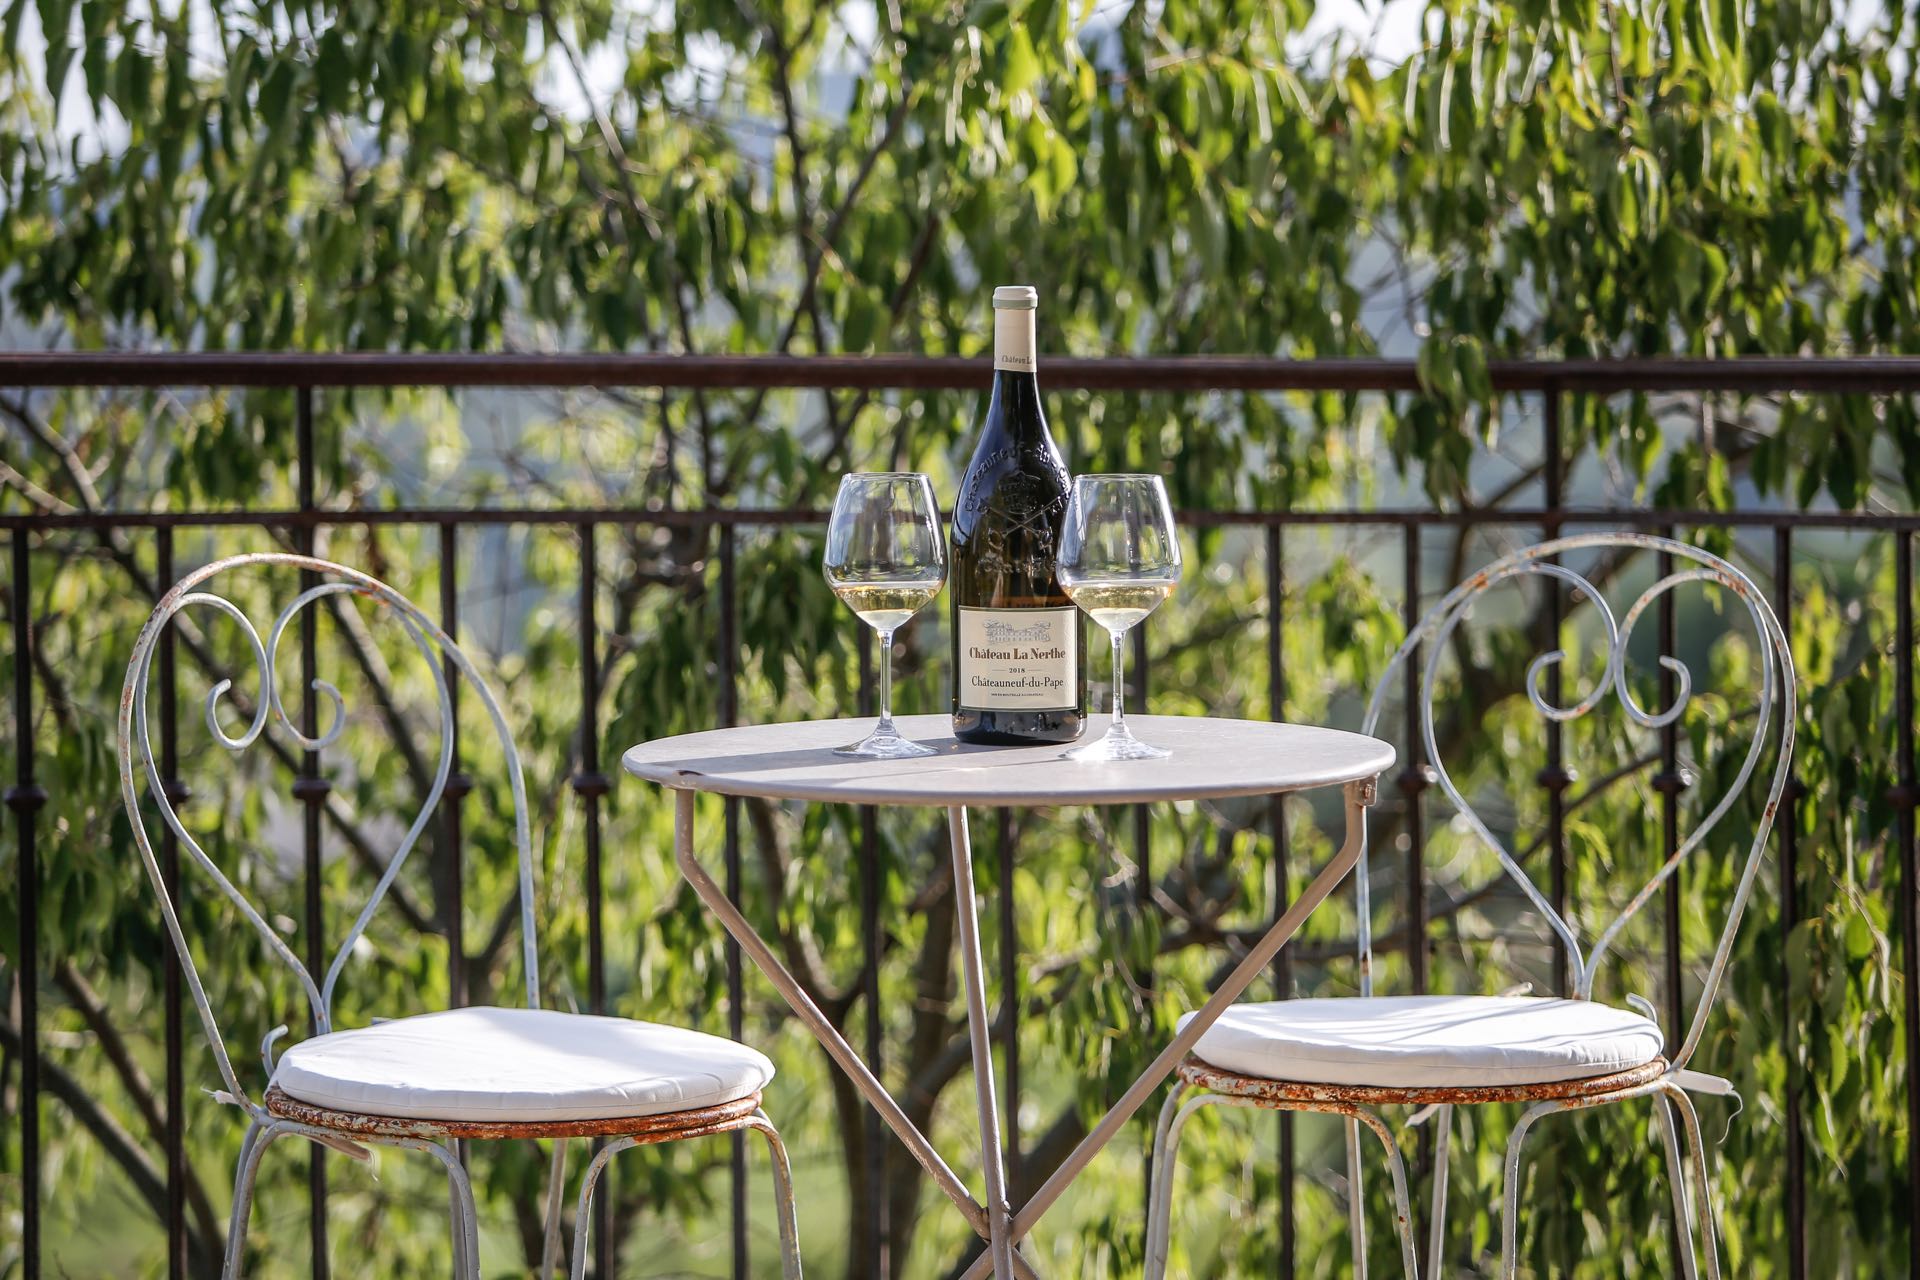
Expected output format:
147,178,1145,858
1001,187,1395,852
949,286,1088,745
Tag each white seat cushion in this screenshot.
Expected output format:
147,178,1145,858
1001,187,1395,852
1178,995,1664,1089
271,1006,775,1122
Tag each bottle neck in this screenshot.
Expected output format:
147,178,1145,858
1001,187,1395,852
987,367,1045,438
993,307,1037,377
989,305,1043,439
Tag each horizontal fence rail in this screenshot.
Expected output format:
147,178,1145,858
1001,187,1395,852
4,353,1920,1280
2,350,1920,391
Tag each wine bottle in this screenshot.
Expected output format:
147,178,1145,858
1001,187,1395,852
949,285,1088,744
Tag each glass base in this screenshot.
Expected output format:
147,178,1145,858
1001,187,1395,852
835,721,938,759
1062,722,1170,762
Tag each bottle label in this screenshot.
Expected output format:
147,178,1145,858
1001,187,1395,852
993,308,1036,373
957,606,1077,711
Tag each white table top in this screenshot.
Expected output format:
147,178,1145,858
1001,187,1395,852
621,714,1395,808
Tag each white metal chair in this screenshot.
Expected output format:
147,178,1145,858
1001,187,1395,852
1146,533,1794,1279
117,553,802,1279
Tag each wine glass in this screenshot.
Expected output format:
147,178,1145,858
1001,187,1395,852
1056,474,1183,761
823,473,948,758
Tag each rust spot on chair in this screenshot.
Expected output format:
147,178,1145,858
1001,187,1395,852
264,1085,765,1142
1174,1055,1669,1108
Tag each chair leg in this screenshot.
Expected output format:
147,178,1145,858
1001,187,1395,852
540,1141,568,1280
224,1120,289,1280
570,1136,637,1280
1347,1108,1420,1280
455,1153,480,1278
1667,1085,1722,1280
1426,1105,1452,1275
1143,1084,1192,1277
1145,1094,1416,1280
1152,1090,1244,1280
1345,1118,1368,1280
1147,1089,1226,1280
417,1141,481,1280
1499,1101,1560,1280
564,1120,801,1280
448,1175,469,1277
748,1110,804,1280
1653,1092,1701,1280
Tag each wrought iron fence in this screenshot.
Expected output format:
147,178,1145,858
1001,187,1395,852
5,352,1920,1279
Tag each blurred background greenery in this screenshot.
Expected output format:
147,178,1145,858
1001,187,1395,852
2,0,1918,1274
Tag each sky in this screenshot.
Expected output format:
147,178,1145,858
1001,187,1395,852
14,0,1442,162
18,0,1895,164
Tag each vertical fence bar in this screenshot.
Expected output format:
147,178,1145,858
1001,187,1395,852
439,524,468,1015
1540,385,1572,998
1264,523,1295,1280
998,805,1020,1198
1656,535,1684,1040
1773,526,1807,1280
1132,621,1153,1232
578,522,607,1015
7,530,43,1280
293,386,330,1280
438,520,471,1214
1398,521,1434,1268
574,521,615,1279
1132,625,1152,890
855,618,884,1276
1896,532,1920,1280
1400,523,1428,998
719,524,751,1280
861,762,886,1279
1655,535,1686,1276
156,529,187,1280
436,524,470,1175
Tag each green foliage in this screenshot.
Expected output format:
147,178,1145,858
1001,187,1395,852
2,0,1918,1276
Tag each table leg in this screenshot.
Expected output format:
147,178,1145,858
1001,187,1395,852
955,776,1379,1280
948,806,1017,1279
671,789,1044,1280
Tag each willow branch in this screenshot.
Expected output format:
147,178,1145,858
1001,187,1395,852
824,203,945,476
103,541,437,935
1167,730,1706,968
742,796,852,1015
0,391,104,512
728,73,921,487
762,12,846,454
53,962,223,1248
0,1013,221,1275
0,453,77,513
536,0,717,483
312,547,436,802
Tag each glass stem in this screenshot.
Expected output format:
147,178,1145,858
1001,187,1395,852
877,628,896,733
1109,628,1127,735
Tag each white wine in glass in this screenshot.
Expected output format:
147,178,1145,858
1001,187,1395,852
832,580,944,633
1060,578,1177,634
1056,474,1182,761
823,473,947,758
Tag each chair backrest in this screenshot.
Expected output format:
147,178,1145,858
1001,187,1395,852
117,553,539,1109
1354,532,1795,1070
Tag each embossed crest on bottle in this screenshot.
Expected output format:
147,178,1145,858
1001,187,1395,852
949,286,1088,744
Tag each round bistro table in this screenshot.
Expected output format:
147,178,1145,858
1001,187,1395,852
622,713,1395,1280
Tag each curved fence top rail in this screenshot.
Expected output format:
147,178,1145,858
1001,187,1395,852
2,351,1920,392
